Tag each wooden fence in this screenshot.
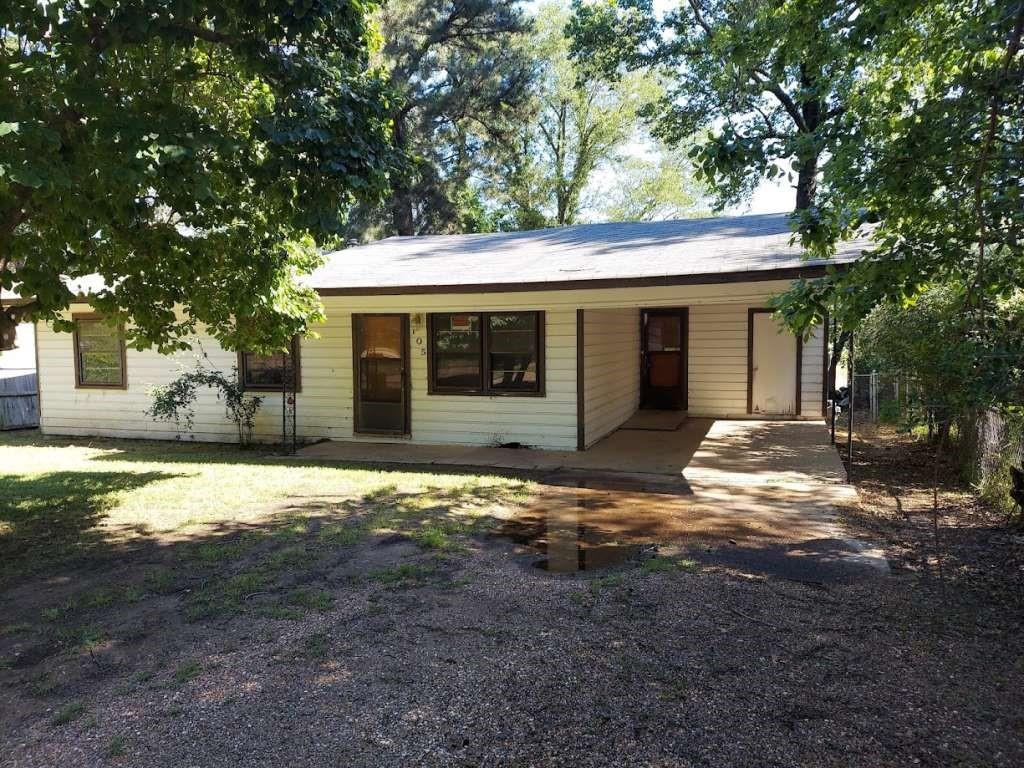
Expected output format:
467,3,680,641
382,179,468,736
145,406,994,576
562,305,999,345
0,372,39,430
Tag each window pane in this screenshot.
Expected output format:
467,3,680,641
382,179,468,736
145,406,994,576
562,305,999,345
244,352,286,387
488,313,538,391
359,317,403,404
433,314,481,389
77,320,123,386
646,316,681,352
243,339,297,389
435,353,482,389
361,316,403,359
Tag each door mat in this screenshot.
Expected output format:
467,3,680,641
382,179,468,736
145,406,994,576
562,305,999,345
620,410,687,431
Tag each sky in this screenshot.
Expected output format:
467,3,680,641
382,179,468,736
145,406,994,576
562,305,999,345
729,178,793,216
528,0,796,220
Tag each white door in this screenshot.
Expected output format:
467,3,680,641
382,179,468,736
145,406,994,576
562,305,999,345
750,312,797,415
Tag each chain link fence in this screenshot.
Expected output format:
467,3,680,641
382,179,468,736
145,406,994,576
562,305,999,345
830,370,1024,513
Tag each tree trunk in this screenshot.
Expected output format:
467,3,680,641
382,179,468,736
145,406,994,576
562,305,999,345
795,153,819,211
794,65,822,211
554,103,569,226
827,329,850,398
391,183,415,236
389,116,416,236
556,194,568,226
0,312,18,352
0,302,35,352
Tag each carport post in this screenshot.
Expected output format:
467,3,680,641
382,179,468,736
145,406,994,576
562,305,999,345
829,316,837,446
847,332,854,479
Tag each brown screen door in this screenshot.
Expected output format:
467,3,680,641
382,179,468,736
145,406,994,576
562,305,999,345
641,309,688,410
353,314,410,435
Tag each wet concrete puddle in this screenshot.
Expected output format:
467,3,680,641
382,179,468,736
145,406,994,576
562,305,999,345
489,474,888,583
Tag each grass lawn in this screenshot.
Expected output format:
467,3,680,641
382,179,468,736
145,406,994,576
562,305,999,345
0,431,531,588
1,432,531,678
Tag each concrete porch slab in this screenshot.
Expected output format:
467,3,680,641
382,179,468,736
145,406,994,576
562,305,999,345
295,419,887,582
297,419,849,485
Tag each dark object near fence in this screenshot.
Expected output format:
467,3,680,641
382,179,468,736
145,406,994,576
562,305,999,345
0,372,39,429
832,386,851,414
1011,466,1024,514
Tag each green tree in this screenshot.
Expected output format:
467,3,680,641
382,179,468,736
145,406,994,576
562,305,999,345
602,149,709,222
494,1,656,228
1,1,392,353
355,0,534,238
787,0,1024,306
569,0,872,211
772,0,1024,411
857,285,1024,442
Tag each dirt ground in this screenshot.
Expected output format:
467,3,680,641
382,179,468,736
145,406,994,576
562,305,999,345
2,430,1024,767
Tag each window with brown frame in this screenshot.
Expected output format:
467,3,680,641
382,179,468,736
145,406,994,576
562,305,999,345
428,311,544,395
238,337,301,391
73,314,127,389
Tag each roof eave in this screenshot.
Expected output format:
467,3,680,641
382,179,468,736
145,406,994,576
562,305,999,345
314,263,843,297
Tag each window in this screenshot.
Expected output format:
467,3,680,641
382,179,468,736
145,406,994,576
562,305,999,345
238,337,301,391
73,315,126,388
428,311,543,395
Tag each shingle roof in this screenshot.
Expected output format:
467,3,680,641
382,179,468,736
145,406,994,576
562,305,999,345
307,212,868,294
2,214,868,303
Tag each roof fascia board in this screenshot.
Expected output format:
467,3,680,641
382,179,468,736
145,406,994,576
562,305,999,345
315,264,842,297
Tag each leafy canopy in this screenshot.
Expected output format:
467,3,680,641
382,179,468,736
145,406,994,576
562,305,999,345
347,0,534,238
601,146,709,223
489,1,660,229
1,1,394,353
858,285,1024,417
570,0,875,211
783,0,1024,322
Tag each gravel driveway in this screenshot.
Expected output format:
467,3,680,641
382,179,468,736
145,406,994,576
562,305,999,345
2,429,1023,767
4,521,1022,767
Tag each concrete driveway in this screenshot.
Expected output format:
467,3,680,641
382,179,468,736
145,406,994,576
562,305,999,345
298,420,888,582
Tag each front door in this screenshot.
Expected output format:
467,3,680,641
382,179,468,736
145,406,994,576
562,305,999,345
641,309,688,410
353,314,410,435
748,309,800,415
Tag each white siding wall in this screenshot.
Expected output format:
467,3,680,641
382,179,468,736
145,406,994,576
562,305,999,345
35,307,351,443
403,308,577,449
688,304,749,417
800,323,825,418
582,308,640,447
36,279,827,450
37,298,579,450
688,303,825,419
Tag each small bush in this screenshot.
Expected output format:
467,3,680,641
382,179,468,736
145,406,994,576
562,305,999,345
978,411,1024,518
106,736,127,757
173,661,202,684
147,361,263,445
50,701,86,726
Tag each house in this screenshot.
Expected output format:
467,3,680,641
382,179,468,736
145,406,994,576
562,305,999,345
32,213,864,450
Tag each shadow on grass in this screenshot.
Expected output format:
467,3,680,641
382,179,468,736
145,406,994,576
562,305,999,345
0,477,533,736
0,470,181,584
0,477,526,651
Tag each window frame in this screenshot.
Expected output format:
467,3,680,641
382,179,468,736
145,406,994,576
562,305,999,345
427,311,545,397
237,337,302,393
72,313,127,390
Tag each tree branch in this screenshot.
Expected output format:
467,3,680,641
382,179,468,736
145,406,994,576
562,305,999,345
687,0,714,36
751,69,809,133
